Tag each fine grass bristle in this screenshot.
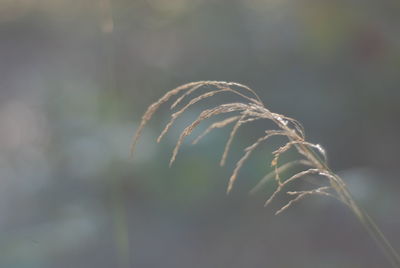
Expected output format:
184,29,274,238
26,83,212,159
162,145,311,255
169,103,249,166
220,113,247,167
157,89,230,143
227,130,287,194
250,159,312,195
275,186,334,215
131,81,400,267
192,115,240,145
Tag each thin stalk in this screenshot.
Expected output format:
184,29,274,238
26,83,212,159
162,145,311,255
345,190,400,267
271,115,400,267
299,140,400,267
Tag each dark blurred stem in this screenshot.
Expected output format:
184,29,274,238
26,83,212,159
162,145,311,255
111,181,130,268
101,0,131,267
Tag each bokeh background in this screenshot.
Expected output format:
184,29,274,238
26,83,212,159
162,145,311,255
1,0,400,267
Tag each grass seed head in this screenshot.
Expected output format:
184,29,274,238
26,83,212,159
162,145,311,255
131,81,344,214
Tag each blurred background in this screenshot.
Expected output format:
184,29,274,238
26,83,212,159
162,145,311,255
1,0,400,267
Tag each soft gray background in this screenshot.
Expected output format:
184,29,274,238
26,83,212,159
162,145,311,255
1,0,399,267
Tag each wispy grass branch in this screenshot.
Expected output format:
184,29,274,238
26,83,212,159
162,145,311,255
131,81,400,267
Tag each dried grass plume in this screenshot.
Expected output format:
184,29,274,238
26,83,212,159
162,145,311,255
131,81,400,267
131,81,344,214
